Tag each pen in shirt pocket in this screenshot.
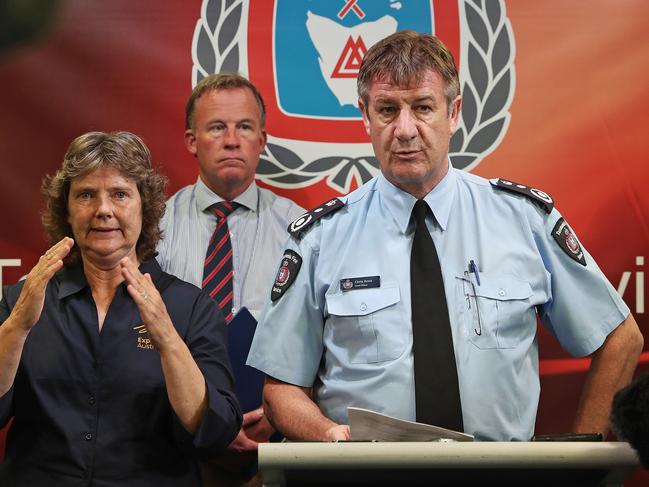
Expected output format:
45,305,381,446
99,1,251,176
469,259,481,286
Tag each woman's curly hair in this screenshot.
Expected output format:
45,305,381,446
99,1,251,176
41,131,167,264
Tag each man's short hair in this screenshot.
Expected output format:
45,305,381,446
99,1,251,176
357,30,460,116
185,73,267,130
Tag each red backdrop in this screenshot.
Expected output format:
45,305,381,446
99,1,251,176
1,0,648,482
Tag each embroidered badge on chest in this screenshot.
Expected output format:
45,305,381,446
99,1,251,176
552,218,586,266
271,250,303,301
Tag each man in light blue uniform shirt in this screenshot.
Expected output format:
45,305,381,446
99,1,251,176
247,31,643,441
157,73,304,483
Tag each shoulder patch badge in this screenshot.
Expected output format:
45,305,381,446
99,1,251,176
271,250,303,301
287,198,345,240
552,218,586,266
492,178,554,214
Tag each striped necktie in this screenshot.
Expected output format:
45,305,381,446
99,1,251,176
203,201,238,321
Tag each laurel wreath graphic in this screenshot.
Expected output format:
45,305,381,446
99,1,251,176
191,0,244,85
451,0,515,171
257,146,379,193
191,0,514,190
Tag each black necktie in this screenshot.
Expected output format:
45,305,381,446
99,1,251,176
202,201,238,322
410,199,463,430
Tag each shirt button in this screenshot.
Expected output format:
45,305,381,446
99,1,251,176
360,302,367,312
498,289,506,297
89,395,95,405
85,432,93,441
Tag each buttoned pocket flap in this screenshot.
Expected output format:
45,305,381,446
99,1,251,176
472,275,532,301
327,287,401,316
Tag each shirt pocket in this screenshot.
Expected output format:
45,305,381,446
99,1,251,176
455,274,534,350
325,286,406,364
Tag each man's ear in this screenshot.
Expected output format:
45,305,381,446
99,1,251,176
184,129,197,156
359,100,371,136
448,95,462,136
259,128,268,152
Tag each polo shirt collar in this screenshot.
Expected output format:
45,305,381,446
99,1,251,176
195,177,258,213
57,258,165,299
140,258,164,284
58,262,87,299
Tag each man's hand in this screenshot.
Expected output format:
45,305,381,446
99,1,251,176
264,377,349,441
210,407,279,472
227,428,258,456
325,424,350,441
243,407,276,443
212,409,268,471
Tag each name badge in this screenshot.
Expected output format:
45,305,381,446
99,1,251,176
340,276,380,291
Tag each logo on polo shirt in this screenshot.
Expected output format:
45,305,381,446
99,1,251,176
133,324,155,350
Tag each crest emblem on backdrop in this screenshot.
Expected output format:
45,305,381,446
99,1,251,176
190,0,515,194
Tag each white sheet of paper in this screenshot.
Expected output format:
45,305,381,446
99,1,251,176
348,407,474,442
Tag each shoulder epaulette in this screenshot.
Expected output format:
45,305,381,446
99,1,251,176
287,198,345,240
491,178,554,214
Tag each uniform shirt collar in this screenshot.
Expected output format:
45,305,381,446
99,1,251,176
422,164,456,231
57,258,165,299
195,177,258,213
378,162,457,234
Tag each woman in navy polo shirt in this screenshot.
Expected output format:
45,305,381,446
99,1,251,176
0,131,242,486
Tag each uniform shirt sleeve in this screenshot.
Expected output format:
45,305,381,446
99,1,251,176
530,205,630,357
247,232,325,388
170,290,242,456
